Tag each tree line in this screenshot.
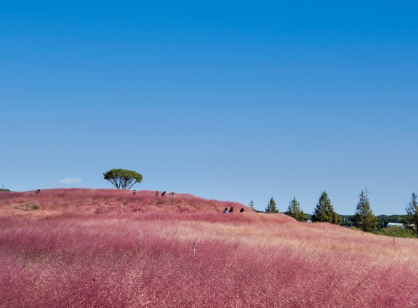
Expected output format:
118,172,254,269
256,191,418,238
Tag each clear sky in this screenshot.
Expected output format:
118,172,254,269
1,1,417,215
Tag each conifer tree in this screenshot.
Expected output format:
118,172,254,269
354,191,377,232
404,193,418,238
312,191,341,224
287,197,306,221
249,200,254,210
265,197,278,213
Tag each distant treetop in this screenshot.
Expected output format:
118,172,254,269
354,190,377,232
265,197,279,213
287,197,306,221
103,168,143,189
312,191,341,224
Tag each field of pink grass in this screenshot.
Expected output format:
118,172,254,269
1,189,417,307
0,189,250,216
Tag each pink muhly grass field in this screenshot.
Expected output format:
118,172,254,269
0,189,248,216
0,190,417,307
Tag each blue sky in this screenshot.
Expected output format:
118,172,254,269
1,1,417,214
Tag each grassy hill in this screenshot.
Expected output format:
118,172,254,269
0,188,253,216
0,189,417,307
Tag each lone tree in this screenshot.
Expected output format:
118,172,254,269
354,190,377,232
103,168,143,189
265,197,279,213
287,197,306,221
312,191,341,224
404,193,418,238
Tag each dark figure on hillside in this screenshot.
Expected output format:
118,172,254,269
162,191,166,196
240,208,244,212
223,208,228,214
229,207,234,213
36,189,41,193
133,190,136,195
155,191,159,196
171,192,175,197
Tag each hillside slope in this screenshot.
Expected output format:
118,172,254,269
0,188,254,216
1,207,417,307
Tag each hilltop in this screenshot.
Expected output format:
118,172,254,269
0,188,254,217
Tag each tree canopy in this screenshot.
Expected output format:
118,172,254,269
404,193,418,238
103,168,143,189
312,191,341,224
354,191,377,232
287,197,306,221
265,197,278,213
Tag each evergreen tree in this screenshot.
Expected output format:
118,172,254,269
249,200,254,210
265,197,278,213
354,191,377,232
312,191,341,224
404,193,418,238
287,197,306,221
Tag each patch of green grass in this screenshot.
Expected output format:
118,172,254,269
373,226,416,238
350,226,416,238
17,203,40,211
